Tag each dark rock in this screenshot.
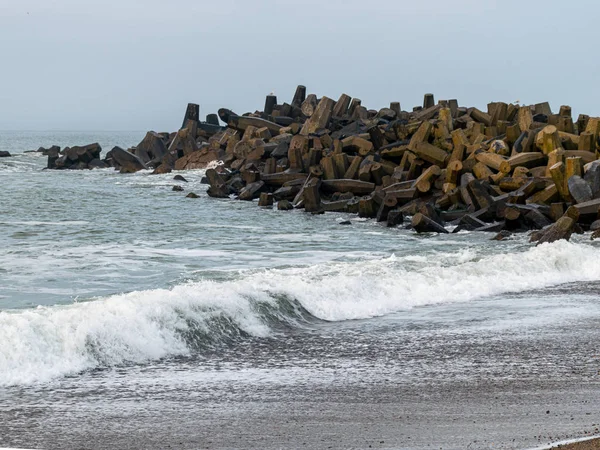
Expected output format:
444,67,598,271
133,131,168,167
40,145,60,155
151,163,172,175
491,230,512,241
412,213,449,234
88,159,109,169
338,220,352,225
567,175,593,204
172,185,184,192
63,143,101,164
186,192,199,198
45,147,61,168
0,151,11,157
205,168,230,198
387,210,404,227
46,143,102,170
105,146,147,173
53,155,68,169
173,175,188,182
258,192,273,207
68,161,89,170
238,181,266,201
277,200,294,210
225,176,244,195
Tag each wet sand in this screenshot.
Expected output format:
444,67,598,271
1,378,599,449
2,285,600,449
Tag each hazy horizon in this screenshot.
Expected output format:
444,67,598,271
2,0,599,132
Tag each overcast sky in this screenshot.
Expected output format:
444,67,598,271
1,0,599,131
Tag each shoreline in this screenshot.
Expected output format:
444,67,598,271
2,379,599,449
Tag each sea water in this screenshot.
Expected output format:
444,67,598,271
1,131,599,448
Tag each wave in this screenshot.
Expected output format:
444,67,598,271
1,240,600,386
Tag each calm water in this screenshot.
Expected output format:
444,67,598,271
1,131,599,449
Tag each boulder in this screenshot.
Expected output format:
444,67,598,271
133,131,168,167
63,143,101,164
277,200,294,210
105,146,147,173
0,151,11,157
47,143,101,169
151,163,172,175
88,159,109,169
174,149,223,170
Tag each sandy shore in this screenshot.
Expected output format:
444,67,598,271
1,378,599,449
550,437,600,449
2,282,600,449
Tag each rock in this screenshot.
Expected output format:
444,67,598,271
532,206,579,245
53,155,68,169
300,96,335,136
303,178,322,213
186,192,199,198
46,147,61,169
387,210,404,227
181,103,199,129
205,168,230,198
88,159,109,169
133,131,168,167
46,143,101,169
567,175,593,204
172,185,184,192
239,181,266,201
68,161,89,170
277,200,294,210
64,143,101,163
105,146,147,173
174,149,223,170
258,192,273,207
151,163,172,175
173,175,188,182
590,219,600,232
412,213,449,234
338,220,352,225
27,145,59,154
0,151,11,157
490,230,512,241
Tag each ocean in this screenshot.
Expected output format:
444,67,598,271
1,131,599,449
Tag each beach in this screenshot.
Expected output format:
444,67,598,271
1,134,599,449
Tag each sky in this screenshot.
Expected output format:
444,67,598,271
0,0,599,131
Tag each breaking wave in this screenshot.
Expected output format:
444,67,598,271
1,240,599,386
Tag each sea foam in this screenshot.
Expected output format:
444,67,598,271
1,240,599,386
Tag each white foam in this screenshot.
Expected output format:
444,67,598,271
2,240,600,386
0,220,90,226
270,240,600,321
0,281,272,386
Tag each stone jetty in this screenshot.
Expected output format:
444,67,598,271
43,86,600,243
